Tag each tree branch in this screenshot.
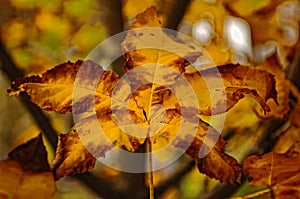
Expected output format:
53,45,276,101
166,0,191,30
101,0,124,36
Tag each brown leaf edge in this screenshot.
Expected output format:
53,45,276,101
174,120,242,184
51,129,96,180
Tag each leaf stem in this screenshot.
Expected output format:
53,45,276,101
147,137,155,199
231,188,271,199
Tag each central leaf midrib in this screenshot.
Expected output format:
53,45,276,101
146,50,163,123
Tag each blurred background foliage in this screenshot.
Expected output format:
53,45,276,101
0,0,299,199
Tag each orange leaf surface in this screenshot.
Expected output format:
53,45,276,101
244,143,300,198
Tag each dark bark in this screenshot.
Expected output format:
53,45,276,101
166,0,190,30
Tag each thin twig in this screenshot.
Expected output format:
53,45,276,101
147,138,155,199
231,188,270,199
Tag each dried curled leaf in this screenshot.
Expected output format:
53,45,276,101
243,143,300,198
170,109,242,184
253,55,291,120
184,64,277,116
52,128,96,180
0,134,55,199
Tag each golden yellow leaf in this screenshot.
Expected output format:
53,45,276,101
8,60,82,113
7,7,277,184
122,1,167,27
0,134,55,199
123,7,277,116
52,109,146,180
122,0,161,20
123,6,202,74
162,109,242,184
184,64,277,116
243,143,300,199
8,60,119,114
51,128,96,180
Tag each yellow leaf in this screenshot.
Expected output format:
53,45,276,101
8,61,82,113
51,128,96,180
8,7,278,184
122,1,167,27
162,109,242,184
123,6,202,73
184,64,277,116
0,134,55,199
123,7,277,116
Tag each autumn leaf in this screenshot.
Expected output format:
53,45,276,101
0,133,55,199
52,113,144,180
8,60,83,113
167,109,242,184
121,6,278,183
122,0,167,27
51,128,96,180
7,59,144,179
123,7,277,116
184,64,277,116
252,54,292,120
243,142,300,199
7,6,277,184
